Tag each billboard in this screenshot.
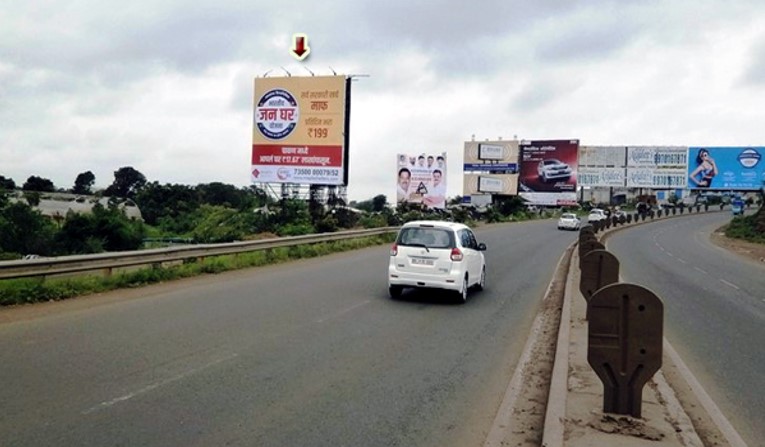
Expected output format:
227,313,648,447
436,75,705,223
251,75,350,185
397,152,447,209
687,147,765,190
625,146,688,188
463,174,518,195
578,167,626,187
627,146,688,167
579,146,626,167
519,140,579,205
463,140,519,172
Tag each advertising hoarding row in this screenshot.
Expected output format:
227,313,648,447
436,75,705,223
576,146,764,190
397,153,448,209
251,75,350,186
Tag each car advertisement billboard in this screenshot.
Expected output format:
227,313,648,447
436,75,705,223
463,140,519,172
251,75,349,185
519,139,579,205
397,152,447,209
687,146,765,190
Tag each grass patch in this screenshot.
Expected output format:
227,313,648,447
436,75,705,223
724,213,765,243
0,233,396,306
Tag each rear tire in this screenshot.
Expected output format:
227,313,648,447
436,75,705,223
475,267,486,291
457,276,468,304
389,285,403,299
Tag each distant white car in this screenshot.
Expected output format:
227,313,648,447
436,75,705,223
557,213,581,231
587,209,607,223
388,220,486,303
537,159,572,182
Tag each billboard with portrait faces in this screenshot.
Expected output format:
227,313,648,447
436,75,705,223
397,153,447,209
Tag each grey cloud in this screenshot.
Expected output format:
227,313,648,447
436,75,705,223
741,36,765,86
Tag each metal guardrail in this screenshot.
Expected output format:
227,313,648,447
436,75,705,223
0,227,399,280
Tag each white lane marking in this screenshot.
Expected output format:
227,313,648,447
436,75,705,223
694,267,708,274
316,300,371,324
666,252,674,257
83,353,238,415
677,258,687,264
719,279,740,290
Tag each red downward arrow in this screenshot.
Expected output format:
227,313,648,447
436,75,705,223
291,34,310,60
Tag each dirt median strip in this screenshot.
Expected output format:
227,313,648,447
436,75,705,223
484,243,574,447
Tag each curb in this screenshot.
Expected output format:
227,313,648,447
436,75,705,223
540,247,574,446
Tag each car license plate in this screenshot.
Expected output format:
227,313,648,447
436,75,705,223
411,258,434,266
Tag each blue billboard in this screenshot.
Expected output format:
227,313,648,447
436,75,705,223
687,147,764,190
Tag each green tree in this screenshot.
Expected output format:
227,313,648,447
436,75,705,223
104,167,147,198
495,196,526,216
22,175,55,192
73,171,96,195
134,182,201,227
371,194,388,212
197,182,249,209
0,202,57,256
353,194,388,213
55,204,146,254
0,175,16,190
23,191,41,207
189,205,257,243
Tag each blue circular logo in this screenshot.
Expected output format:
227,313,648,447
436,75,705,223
255,89,300,140
738,148,761,169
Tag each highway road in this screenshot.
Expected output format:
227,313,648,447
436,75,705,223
0,221,576,447
607,212,765,446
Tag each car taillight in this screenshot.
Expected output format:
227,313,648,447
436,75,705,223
450,248,463,261
390,243,398,256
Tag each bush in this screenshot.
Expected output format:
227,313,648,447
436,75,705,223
725,212,765,243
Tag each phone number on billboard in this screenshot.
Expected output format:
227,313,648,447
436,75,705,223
295,168,340,177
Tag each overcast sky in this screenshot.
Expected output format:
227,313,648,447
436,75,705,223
2,1,764,202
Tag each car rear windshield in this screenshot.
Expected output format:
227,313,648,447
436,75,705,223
561,213,577,219
397,227,454,249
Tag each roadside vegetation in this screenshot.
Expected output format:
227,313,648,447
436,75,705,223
725,204,765,243
0,234,394,306
0,169,556,305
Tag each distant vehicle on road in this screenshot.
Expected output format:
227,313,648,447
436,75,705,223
731,198,745,216
388,220,487,303
537,159,572,182
587,209,607,223
557,213,581,231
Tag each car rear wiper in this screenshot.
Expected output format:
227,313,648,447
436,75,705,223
407,243,430,252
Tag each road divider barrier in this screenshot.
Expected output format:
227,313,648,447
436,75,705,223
578,224,665,418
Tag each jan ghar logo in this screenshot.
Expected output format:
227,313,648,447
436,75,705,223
255,89,300,140
738,148,761,169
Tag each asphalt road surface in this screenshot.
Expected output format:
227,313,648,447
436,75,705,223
0,220,576,447
607,212,764,446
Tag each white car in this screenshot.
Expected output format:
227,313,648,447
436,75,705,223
537,159,572,182
388,220,487,303
557,213,581,231
587,209,607,222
